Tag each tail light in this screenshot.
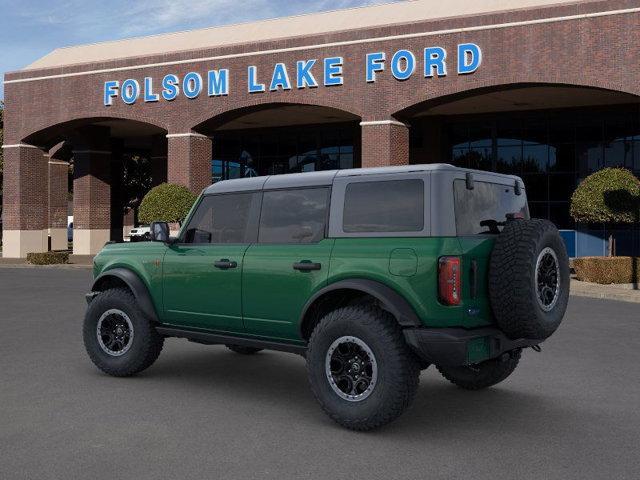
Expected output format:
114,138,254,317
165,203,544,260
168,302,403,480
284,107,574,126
438,256,461,306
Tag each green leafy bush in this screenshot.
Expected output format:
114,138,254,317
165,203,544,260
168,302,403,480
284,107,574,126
573,256,640,284
27,251,69,265
570,168,640,224
138,183,197,224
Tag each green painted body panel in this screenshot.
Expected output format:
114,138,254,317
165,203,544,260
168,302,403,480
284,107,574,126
457,236,497,328
328,237,494,329
241,239,334,341
162,243,249,331
92,241,167,312
91,234,496,341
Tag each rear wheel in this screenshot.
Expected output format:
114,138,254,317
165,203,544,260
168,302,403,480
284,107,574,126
307,305,420,431
83,288,164,376
437,349,521,390
225,344,263,355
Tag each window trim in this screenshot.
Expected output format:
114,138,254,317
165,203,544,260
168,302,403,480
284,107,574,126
256,186,332,245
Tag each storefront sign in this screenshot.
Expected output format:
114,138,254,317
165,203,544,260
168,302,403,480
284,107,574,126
103,43,481,106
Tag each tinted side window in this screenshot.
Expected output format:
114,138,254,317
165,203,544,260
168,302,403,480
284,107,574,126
454,180,530,235
183,193,259,244
343,179,424,233
259,188,329,243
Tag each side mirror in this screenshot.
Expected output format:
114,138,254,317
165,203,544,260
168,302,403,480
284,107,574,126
150,221,170,243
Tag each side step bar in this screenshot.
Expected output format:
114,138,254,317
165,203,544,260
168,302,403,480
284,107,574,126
155,326,307,356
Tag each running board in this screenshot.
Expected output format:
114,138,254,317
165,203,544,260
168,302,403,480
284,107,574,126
155,326,307,356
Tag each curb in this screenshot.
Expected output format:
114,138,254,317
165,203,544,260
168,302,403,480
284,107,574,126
570,279,640,304
0,263,92,269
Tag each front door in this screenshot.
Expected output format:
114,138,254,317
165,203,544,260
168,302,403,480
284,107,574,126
162,191,261,332
242,187,333,340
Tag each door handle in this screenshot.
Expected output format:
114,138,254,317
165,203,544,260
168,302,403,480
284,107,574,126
214,259,237,269
293,261,321,271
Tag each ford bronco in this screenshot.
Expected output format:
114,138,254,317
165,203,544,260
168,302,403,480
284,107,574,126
83,164,570,430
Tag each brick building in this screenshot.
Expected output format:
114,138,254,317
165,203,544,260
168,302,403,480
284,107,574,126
3,0,640,257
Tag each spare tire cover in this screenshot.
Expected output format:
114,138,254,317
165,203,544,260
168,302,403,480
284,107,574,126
489,219,570,340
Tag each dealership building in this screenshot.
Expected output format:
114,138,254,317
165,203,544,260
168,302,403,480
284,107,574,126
2,0,640,257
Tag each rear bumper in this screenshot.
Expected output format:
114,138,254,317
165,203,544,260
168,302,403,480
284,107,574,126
403,326,541,367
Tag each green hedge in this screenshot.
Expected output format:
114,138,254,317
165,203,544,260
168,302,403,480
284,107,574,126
570,168,640,224
138,183,197,224
573,256,640,284
27,251,69,265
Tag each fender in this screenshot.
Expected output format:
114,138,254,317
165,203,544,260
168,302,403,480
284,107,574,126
300,279,422,330
91,268,159,322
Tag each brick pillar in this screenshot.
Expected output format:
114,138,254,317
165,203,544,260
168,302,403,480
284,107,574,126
360,120,410,168
48,159,69,251
167,133,212,193
73,150,111,254
151,134,168,187
1,144,49,258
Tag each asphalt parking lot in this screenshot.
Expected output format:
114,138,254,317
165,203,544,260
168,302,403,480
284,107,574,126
1,267,639,480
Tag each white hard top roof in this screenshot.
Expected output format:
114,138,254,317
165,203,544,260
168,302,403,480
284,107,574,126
203,164,521,194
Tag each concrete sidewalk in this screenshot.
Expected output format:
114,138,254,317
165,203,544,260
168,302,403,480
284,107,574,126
571,278,640,304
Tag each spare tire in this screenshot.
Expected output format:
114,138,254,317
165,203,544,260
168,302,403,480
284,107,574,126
489,219,570,340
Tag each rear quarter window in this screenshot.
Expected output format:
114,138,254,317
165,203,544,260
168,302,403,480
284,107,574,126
454,179,529,235
343,179,424,233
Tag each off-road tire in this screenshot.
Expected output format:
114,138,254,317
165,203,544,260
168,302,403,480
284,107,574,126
225,344,263,355
437,349,521,390
83,287,164,376
307,305,420,431
489,219,570,340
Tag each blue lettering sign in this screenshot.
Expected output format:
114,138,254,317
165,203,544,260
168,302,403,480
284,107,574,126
270,63,292,91
390,50,415,81
457,43,482,74
144,77,159,102
324,57,343,86
161,74,179,101
424,47,447,77
183,72,203,99
101,45,483,105
366,52,385,83
296,60,318,89
208,69,229,96
248,66,265,93
121,79,140,104
104,80,119,106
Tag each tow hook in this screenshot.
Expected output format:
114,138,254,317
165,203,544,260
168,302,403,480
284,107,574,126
531,344,542,353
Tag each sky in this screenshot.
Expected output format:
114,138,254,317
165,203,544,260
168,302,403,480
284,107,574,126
0,0,398,100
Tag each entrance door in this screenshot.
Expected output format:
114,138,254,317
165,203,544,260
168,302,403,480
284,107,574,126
162,192,261,332
242,187,333,340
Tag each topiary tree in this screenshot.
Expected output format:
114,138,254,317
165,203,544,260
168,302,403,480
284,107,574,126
138,183,197,225
570,168,640,256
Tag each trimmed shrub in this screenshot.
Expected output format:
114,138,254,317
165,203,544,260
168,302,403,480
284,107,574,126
570,168,640,224
138,183,197,225
27,251,69,265
573,256,640,284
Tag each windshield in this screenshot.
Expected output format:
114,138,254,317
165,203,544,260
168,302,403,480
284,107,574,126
454,179,529,235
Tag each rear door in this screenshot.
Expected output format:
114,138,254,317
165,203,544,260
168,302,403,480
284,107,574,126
162,192,261,332
242,187,333,340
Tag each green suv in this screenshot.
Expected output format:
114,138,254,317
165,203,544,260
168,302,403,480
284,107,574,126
84,164,570,430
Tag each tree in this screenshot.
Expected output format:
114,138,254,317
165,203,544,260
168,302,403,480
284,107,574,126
570,167,640,255
138,183,197,225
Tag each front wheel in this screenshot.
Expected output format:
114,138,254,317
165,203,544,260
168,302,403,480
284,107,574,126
307,305,420,431
436,349,521,390
83,288,164,377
